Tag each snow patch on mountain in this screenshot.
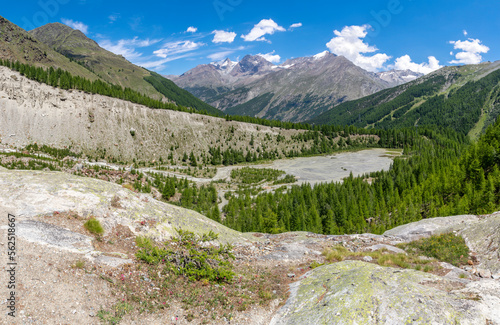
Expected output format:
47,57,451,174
313,51,330,60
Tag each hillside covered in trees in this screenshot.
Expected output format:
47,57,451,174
309,63,500,138
221,121,500,235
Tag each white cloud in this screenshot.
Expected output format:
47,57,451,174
289,23,302,30
99,37,162,61
153,40,204,58
257,51,281,63
463,30,468,36
136,54,194,70
241,19,286,42
449,38,489,64
326,25,390,72
207,46,247,61
61,18,89,34
208,51,235,61
186,26,197,33
108,14,119,23
212,30,237,43
394,55,442,74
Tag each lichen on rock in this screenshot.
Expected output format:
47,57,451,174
271,260,493,325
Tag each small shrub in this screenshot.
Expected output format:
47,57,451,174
136,229,235,283
398,232,470,266
84,217,104,235
73,260,85,269
258,287,273,301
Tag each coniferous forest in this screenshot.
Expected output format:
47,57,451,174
222,122,500,235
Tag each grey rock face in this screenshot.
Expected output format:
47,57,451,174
17,220,93,253
271,260,500,325
364,244,407,255
383,214,480,241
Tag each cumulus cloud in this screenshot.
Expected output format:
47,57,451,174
61,18,89,34
289,23,302,30
394,55,442,74
257,51,281,63
241,19,285,42
99,37,162,61
153,40,204,58
449,38,489,64
186,26,197,33
326,25,390,72
463,30,468,36
212,30,237,43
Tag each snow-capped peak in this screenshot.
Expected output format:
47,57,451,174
211,58,238,73
313,51,330,60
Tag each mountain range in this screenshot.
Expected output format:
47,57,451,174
169,52,422,122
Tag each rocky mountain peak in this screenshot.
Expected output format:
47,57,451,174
210,58,238,74
230,54,275,76
377,69,424,86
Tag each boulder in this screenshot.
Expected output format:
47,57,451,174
383,214,480,242
364,244,406,255
271,260,500,325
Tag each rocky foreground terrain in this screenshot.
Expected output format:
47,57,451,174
0,167,499,324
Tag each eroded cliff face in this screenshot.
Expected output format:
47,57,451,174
0,67,306,162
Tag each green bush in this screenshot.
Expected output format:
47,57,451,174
84,218,104,235
136,229,235,283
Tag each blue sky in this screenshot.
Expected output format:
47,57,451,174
2,0,498,75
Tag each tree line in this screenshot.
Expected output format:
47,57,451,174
220,124,500,235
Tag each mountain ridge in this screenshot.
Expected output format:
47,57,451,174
170,52,422,122
29,22,163,99
0,17,221,114
308,61,500,138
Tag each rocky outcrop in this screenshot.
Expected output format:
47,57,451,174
271,260,500,325
385,213,500,277
0,169,249,244
383,214,481,241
